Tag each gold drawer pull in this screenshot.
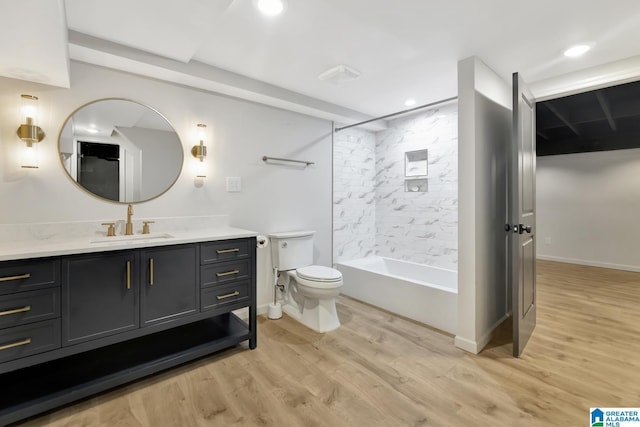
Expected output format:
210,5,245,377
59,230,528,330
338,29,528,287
216,248,240,254
126,261,131,290
216,269,240,277
0,306,31,317
0,273,31,283
216,291,240,300
150,258,154,286
0,338,31,351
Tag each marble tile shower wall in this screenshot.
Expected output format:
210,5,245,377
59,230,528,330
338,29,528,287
375,104,458,270
333,128,377,262
333,102,458,270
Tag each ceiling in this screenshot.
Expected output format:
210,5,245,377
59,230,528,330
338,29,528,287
537,80,640,156
2,0,640,122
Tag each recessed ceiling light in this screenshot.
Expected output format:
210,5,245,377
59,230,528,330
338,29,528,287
404,99,417,107
86,128,99,134
564,44,590,58
256,0,285,16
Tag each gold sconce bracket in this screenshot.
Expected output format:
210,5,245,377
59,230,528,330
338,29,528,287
191,143,207,159
16,123,45,143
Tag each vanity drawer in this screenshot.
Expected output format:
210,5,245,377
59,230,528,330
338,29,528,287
201,260,250,287
0,258,60,296
0,288,60,330
0,319,61,364
201,282,249,312
201,239,251,264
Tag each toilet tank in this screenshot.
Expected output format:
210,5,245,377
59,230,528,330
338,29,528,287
269,230,315,271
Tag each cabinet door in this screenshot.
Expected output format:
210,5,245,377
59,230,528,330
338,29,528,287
140,244,198,327
62,251,138,346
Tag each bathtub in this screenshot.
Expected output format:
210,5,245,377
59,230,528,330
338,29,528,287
336,257,457,334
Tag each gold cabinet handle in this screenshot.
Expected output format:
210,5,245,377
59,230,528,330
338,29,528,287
0,305,31,317
0,338,31,351
216,291,240,300
216,269,240,277
216,248,240,254
0,273,31,283
126,261,131,290
150,258,154,286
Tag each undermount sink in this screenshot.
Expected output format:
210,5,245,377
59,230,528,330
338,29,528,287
90,233,174,245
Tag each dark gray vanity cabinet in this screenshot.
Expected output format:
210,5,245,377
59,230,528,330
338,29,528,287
62,251,139,346
140,244,198,327
0,237,256,426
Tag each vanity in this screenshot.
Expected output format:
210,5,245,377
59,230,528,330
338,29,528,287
0,97,262,424
0,224,257,425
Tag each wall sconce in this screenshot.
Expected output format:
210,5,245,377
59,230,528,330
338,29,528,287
16,94,45,169
191,123,207,178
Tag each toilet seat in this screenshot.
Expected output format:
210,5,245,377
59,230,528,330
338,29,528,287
296,265,342,282
288,266,343,290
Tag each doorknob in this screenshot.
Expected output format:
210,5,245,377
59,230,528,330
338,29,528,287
506,224,532,234
519,224,532,234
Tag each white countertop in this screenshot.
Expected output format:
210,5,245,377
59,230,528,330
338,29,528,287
0,226,258,262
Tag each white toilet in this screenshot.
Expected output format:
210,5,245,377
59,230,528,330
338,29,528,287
269,230,343,332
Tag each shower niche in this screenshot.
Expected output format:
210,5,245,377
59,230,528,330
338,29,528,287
404,149,428,192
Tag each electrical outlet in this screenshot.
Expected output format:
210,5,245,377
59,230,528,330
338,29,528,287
544,237,552,245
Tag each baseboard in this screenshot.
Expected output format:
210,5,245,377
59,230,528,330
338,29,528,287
454,335,478,353
257,303,270,316
454,313,509,354
536,255,640,272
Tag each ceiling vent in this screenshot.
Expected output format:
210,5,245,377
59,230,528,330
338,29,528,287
318,64,361,85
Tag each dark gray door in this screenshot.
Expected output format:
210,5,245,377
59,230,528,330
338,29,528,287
77,142,120,202
511,72,537,357
140,245,198,326
62,251,138,345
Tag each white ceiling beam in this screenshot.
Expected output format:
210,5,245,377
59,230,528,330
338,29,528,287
0,0,70,88
68,31,385,131
531,55,640,102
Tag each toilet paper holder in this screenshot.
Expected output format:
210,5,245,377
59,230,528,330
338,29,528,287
256,235,269,248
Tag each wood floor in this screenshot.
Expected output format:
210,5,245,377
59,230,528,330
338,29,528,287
17,260,640,426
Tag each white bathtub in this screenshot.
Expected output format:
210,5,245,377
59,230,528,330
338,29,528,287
336,257,457,334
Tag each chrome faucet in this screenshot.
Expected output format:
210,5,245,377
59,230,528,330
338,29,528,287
125,204,134,235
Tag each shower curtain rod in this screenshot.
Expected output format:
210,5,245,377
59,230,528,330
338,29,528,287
334,96,458,132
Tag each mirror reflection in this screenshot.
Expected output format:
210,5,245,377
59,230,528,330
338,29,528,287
59,99,183,203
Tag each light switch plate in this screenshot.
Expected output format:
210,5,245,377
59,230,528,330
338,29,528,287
226,177,242,192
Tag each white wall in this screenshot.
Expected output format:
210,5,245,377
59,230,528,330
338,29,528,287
537,149,640,271
457,57,511,354
0,61,334,312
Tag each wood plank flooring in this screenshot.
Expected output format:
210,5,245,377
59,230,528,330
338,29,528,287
17,260,640,426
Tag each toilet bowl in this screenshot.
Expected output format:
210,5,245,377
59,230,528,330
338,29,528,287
284,266,343,333
269,231,343,333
